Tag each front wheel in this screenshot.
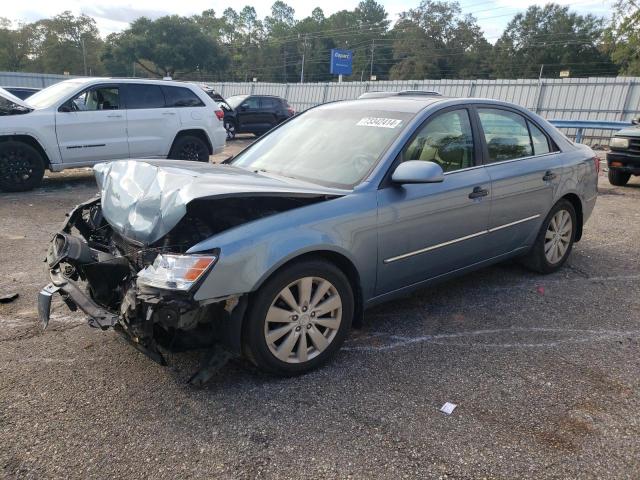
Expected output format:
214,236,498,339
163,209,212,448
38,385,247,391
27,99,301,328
224,120,236,140
0,141,45,192
168,135,209,162
522,199,577,274
608,169,630,186
243,260,354,376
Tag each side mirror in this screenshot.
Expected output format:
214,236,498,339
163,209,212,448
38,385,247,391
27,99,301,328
240,104,249,111
632,117,640,125
58,104,72,113
391,160,444,184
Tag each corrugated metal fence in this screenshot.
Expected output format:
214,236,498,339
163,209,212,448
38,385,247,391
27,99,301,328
2,71,639,145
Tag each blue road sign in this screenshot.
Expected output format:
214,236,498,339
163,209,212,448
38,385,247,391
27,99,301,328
330,49,353,76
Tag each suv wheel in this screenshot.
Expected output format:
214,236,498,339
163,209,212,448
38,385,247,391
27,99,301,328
224,120,236,140
608,169,630,186
0,141,45,192
169,135,209,162
522,199,577,274
243,260,354,376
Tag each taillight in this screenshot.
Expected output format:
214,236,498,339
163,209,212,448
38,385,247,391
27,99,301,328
215,110,224,121
287,108,295,116
593,156,600,174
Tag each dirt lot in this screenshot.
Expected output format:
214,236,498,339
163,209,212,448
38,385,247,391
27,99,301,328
1,143,639,479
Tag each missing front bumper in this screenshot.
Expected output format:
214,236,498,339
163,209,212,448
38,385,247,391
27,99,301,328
38,269,120,330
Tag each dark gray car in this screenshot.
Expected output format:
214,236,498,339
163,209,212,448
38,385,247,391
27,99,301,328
39,93,598,381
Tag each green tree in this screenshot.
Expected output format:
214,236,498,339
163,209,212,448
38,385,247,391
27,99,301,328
389,1,491,80
101,15,228,78
493,3,615,78
604,1,640,75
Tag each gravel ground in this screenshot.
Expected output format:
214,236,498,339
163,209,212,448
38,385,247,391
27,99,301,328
1,145,639,479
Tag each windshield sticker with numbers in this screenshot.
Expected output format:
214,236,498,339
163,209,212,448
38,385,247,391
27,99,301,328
356,117,403,129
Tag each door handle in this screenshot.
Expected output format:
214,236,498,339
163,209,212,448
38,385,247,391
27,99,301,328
162,112,176,115
107,114,122,118
468,186,489,199
543,170,556,181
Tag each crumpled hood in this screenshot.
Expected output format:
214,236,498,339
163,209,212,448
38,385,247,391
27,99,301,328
94,159,345,245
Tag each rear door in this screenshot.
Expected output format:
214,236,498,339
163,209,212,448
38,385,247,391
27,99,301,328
259,97,280,129
55,84,129,164
376,108,493,294
476,106,562,255
123,83,179,158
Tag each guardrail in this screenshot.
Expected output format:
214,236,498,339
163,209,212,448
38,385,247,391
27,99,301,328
548,119,633,143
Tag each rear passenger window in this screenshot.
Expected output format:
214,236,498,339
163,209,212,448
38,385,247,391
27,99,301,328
162,86,204,107
125,84,165,109
529,121,551,155
478,109,533,162
261,98,277,109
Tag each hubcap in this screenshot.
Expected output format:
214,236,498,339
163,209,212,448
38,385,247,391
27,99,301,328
0,148,35,185
264,276,342,364
544,209,572,264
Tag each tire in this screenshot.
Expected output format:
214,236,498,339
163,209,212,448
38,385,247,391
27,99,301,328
0,141,45,192
522,199,577,274
243,259,354,376
168,135,210,162
224,120,236,140
608,169,630,186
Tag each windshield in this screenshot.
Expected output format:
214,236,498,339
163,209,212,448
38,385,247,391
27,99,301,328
226,95,248,110
26,81,85,108
231,107,413,188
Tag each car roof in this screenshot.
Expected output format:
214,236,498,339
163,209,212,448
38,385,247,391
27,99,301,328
319,95,448,114
54,77,204,89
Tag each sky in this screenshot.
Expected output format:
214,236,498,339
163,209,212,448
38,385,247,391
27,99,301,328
2,0,615,41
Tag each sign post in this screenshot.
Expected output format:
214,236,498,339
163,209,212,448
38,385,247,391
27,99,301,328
330,49,353,81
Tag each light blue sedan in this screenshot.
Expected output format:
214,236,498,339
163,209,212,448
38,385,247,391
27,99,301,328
39,92,598,379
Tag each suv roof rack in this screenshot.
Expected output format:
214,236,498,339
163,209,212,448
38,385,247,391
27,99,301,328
358,90,442,99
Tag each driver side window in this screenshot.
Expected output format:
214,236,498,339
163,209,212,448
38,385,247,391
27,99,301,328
66,87,120,112
402,109,474,173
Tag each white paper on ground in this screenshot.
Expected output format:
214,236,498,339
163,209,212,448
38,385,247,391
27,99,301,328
440,402,457,415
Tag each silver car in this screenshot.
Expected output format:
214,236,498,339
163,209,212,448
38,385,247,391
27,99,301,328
39,93,598,381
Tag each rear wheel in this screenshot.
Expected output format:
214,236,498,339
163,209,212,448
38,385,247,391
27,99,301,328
608,169,630,186
522,199,577,274
0,141,45,192
169,135,209,162
243,260,353,376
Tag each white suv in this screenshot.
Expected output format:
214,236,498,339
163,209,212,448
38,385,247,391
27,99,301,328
0,78,226,192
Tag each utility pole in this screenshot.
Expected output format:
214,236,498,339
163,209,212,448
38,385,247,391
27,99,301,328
300,34,307,83
283,44,287,83
370,39,375,80
81,37,87,76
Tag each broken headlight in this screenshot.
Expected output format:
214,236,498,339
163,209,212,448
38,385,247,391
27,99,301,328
137,254,218,291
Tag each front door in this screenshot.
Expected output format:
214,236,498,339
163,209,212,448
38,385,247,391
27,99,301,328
55,85,129,164
376,108,492,295
236,96,261,132
475,107,561,256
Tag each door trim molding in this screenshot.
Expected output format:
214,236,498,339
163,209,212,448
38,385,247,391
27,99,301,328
383,214,541,264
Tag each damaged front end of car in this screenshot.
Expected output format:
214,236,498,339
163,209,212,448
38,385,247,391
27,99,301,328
38,196,247,380
38,159,341,384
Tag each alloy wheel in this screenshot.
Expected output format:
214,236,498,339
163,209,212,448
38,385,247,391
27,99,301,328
544,209,572,264
179,141,206,161
264,276,342,364
0,147,35,186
